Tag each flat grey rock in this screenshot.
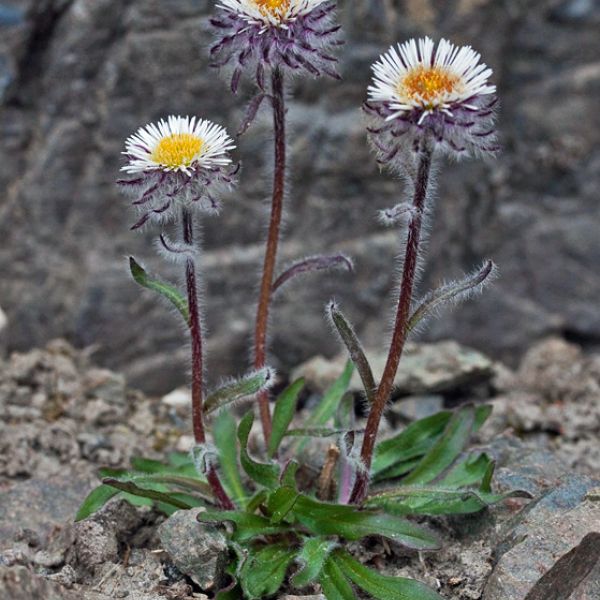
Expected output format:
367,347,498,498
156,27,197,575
484,476,600,600
158,508,228,591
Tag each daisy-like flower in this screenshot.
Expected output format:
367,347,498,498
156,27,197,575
118,116,237,229
365,37,498,165
210,0,343,91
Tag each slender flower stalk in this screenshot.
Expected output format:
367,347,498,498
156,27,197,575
210,1,343,448
350,148,432,504
182,208,235,510
253,68,286,446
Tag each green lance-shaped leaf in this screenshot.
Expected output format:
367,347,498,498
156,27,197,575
407,260,496,333
238,544,296,600
334,550,444,600
112,471,211,497
245,490,269,514
205,368,275,417
438,452,494,489
320,556,357,600
272,255,353,294
286,427,362,438
373,457,423,482
76,484,120,521
129,257,189,323
281,460,300,489
372,411,453,479
129,456,200,480
102,478,194,511
198,510,290,542
373,404,492,483
310,360,355,427
213,411,247,507
292,495,440,550
267,378,304,458
401,405,476,486
366,485,513,516
294,360,354,454
266,486,299,524
328,302,376,403
366,485,506,516
166,452,198,473
237,412,280,489
292,537,338,588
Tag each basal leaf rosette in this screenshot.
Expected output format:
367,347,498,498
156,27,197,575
118,115,237,229
210,0,343,91
365,37,498,167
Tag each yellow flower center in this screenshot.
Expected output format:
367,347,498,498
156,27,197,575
254,0,290,18
151,133,203,169
400,66,459,104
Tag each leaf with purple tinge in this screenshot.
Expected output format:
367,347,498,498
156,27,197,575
328,301,376,403
237,93,267,136
272,254,353,294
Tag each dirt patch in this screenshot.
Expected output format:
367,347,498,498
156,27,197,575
0,338,597,599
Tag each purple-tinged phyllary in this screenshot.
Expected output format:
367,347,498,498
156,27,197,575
210,0,343,91
118,116,238,229
365,37,498,169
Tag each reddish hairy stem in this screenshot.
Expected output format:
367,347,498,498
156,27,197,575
182,208,234,510
350,149,433,504
254,68,286,446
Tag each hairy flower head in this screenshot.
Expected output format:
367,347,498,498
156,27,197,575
365,37,498,166
210,0,342,91
119,116,238,228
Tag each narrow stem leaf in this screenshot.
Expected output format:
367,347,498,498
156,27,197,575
129,257,189,323
102,479,192,510
268,378,304,458
213,411,248,507
273,254,353,294
328,302,376,402
407,260,496,333
205,368,275,416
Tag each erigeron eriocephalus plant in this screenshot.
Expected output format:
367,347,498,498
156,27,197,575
76,34,528,600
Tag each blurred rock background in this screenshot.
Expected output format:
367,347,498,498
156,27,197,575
0,0,598,393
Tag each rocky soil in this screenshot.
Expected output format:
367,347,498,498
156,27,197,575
0,337,598,599
0,0,599,392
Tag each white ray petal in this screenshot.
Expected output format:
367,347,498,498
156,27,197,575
218,0,328,27
368,37,496,118
122,116,235,175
